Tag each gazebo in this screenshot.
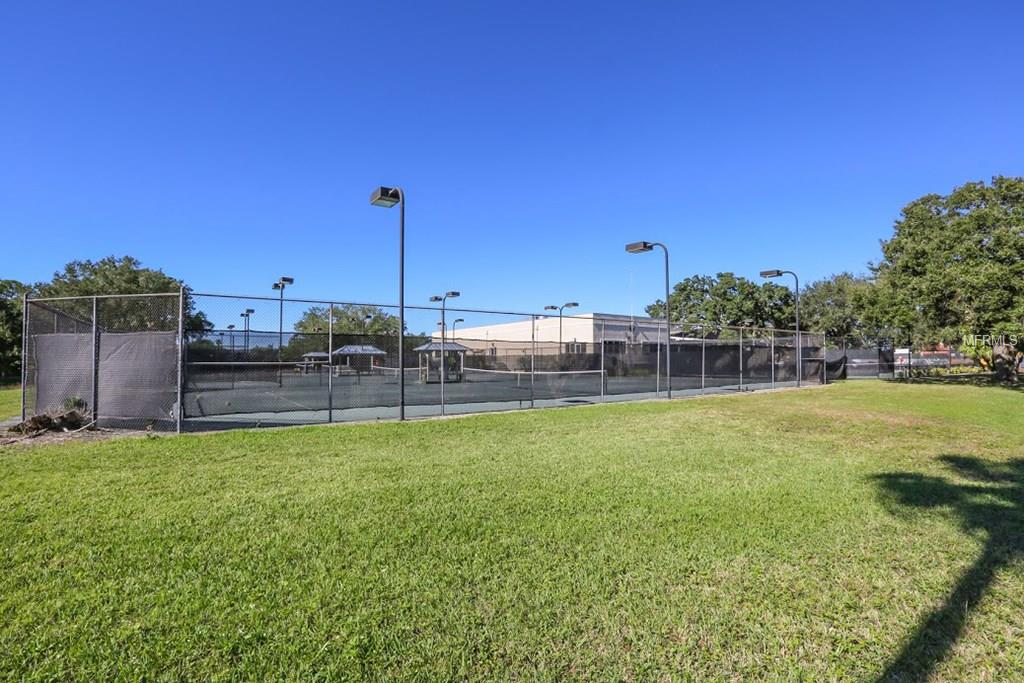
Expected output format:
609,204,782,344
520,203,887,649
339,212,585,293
332,344,387,374
298,351,329,374
413,341,470,383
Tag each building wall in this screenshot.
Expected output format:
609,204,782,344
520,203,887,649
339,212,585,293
433,314,670,353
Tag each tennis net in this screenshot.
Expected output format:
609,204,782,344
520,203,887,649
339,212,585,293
186,360,330,390
368,366,419,381
464,367,605,398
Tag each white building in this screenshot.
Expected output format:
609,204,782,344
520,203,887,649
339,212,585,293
432,313,672,356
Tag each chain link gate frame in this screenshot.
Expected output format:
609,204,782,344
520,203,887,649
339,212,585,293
22,290,185,432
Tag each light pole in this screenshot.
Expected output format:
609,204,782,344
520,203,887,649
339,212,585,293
226,324,236,389
370,186,406,419
452,318,464,339
271,277,294,386
626,241,671,399
544,302,579,351
240,309,254,353
760,269,800,387
351,313,373,334
429,291,460,415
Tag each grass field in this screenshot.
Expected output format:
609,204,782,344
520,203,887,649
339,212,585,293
0,386,20,421
2,382,1022,680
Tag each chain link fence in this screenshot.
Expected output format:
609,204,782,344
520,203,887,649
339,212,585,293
824,338,980,380
22,292,183,431
21,291,833,432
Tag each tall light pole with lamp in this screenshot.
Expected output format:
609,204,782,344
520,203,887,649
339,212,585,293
240,309,255,353
760,269,800,387
626,241,672,399
226,324,236,389
544,302,579,351
429,291,460,415
271,277,294,385
370,186,407,419
350,313,373,333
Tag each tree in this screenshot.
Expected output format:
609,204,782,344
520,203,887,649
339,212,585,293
33,256,211,333
293,304,399,336
646,272,795,331
0,280,30,384
37,256,187,298
800,272,885,343
873,176,1024,376
285,304,400,358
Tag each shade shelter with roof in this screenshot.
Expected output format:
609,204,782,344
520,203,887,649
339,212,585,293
413,340,470,383
332,344,387,374
297,351,329,374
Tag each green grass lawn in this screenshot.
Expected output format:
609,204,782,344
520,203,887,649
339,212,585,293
0,386,20,421
2,382,1022,681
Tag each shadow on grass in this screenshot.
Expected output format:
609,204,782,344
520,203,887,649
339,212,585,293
872,456,1024,682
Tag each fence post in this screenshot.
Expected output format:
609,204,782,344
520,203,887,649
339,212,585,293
20,293,29,421
176,286,185,434
700,325,706,394
530,315,536,409
600,321,606,400
909,342,917,385
327,304,333,423
843,337,848,380
655,320,661,396
821,335,827,385
738,327,744,391
91,297,99,426
770,329,775,389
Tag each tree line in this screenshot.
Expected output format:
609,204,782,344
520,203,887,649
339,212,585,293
645,176,1024,367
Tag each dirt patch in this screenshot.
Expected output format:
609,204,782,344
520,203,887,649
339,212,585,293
8,410,90,435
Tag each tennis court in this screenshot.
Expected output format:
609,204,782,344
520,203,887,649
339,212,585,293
21,292,827,432
181,362,805,429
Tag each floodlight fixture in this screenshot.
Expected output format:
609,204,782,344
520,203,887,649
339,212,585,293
625,241,654,254
370,186,401,208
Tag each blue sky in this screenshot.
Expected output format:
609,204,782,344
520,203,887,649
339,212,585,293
3,1,1022,328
